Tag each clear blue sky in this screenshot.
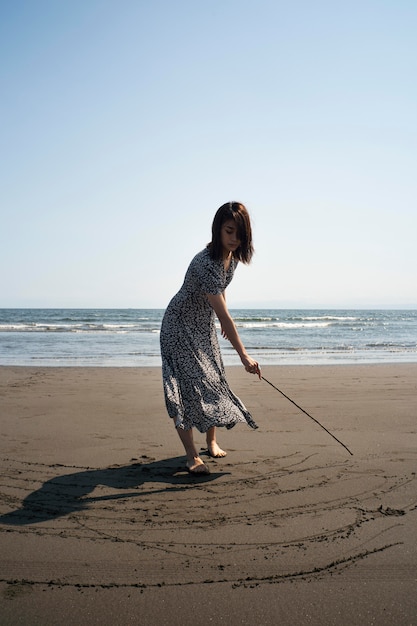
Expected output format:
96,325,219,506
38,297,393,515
1,0,416,308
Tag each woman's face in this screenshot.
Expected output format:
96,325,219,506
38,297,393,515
220,219,241,256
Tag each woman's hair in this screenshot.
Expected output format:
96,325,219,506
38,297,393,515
207,201,254,264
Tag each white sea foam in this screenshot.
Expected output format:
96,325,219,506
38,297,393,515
236,321,331,329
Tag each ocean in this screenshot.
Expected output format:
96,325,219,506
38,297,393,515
0,309,416,367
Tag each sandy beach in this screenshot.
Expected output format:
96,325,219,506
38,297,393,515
0,364,416,625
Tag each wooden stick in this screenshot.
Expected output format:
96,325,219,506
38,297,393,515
261,376,353,456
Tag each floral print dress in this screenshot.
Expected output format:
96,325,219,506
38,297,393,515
160,247,258,433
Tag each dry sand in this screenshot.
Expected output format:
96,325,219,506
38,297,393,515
0,364,416,625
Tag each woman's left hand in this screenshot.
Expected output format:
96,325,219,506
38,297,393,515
241,355,262,379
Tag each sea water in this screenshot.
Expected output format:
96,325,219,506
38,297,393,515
0,309,416,367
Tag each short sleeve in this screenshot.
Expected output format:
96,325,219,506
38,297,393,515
193,251,224,295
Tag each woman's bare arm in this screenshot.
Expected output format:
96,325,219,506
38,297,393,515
206,293,261,378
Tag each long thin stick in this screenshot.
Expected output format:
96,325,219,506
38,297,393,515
261,376,353,456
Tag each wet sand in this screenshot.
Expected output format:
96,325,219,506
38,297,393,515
0,364,416,625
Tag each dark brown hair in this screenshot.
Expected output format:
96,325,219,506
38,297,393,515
207,201,254,264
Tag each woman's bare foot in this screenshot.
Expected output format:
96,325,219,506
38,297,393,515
175,424,210,474
206,426,227,458
186,456,210,475
207,441,227,458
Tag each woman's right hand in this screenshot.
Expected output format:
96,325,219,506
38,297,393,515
241,355,261,379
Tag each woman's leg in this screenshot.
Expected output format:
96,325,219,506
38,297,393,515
174,421,210,473
206,426,227,458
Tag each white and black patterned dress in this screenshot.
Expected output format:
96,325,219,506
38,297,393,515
160,247,258,433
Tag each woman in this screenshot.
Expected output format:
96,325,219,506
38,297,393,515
160,201,261,475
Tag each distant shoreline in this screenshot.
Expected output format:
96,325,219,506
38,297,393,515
1,308,416,367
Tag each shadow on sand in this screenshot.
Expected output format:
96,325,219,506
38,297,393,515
0,456,227,525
